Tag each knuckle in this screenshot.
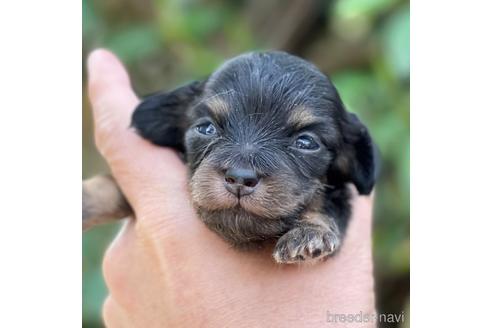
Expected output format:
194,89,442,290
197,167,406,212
102,235,126,294
101,222,138,304
102,297,113,323
88,77,103,101
102,297,120,328
93,116,127,161
93,100,116,134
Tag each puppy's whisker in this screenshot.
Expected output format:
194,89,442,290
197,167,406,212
321,183,336,190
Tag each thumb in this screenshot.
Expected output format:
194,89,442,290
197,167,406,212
87,49,139,157
86,49,189,219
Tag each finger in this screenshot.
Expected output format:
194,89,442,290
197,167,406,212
102,220,173,322
102,221,136,308
87,49,139,158
86,50,189,215
102,297,133,328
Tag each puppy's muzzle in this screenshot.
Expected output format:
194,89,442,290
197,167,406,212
224,167,260,197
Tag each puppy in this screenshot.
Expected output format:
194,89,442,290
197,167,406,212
83,51,378,264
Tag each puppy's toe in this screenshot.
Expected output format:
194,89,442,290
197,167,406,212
273,227,340,264
272,232,304,264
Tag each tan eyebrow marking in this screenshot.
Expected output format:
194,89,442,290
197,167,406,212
287,106,320,129
205,97,230,117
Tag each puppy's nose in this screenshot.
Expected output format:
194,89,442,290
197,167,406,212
224,168,259,196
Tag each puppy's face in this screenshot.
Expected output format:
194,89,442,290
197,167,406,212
132,51,376,242
185,86,337,220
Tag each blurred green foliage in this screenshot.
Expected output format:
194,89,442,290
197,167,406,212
83,0,409,327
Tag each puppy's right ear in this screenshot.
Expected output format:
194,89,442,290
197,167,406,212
131,79,207,152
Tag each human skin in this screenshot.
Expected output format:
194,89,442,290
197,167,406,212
87,49,376,327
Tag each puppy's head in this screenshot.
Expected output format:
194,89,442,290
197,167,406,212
132,51,377,230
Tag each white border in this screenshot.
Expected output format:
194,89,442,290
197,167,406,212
1,0,492,326
0,1,81,326
412,0,492,326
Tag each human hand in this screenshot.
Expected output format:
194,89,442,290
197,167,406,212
87,49,376,327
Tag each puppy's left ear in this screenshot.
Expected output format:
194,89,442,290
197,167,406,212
329,112,380,195
131,79,207,152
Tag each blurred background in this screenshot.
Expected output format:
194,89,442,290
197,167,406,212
83,0,409,327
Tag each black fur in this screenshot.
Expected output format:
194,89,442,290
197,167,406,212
132,80,207,152
131,51,378,263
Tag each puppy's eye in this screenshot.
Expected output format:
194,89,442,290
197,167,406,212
196,122,217,136
295,135,320,150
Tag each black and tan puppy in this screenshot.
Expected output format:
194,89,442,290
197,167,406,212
83,51,378,264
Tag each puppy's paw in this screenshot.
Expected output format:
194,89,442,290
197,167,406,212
273,226,340,264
